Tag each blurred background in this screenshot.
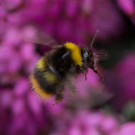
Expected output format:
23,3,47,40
0,0,135,135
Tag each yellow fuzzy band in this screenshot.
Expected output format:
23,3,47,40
30,75,53,100
44,71,58,84
37,58,46,71
65,42,82,66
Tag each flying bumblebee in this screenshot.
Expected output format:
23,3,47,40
30,31,101,103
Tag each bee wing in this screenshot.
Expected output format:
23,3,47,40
22,26,57,47
33,31,57,46
6,0,26,13
89,89,113,109
92,50,108,81
93,50,108,62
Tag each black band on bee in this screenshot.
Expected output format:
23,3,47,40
34,69,57,94
48,46,74,77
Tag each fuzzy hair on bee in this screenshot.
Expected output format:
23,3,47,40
30,31,100,103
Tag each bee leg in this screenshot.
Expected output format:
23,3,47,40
54,92,63,104
53,88,64,104
68,82,76,96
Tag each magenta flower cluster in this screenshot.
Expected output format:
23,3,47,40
0,0,135,135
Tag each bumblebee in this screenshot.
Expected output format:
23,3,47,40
30,41,100,103
30,27,100,103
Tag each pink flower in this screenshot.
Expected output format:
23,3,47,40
105,54,135,111
0,0,134,134
2,0,124,45
118,123,135,135
117,0,135,25
52,110,119,135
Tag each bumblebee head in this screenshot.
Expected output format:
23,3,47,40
82,48,98,75
83,30,99,74
82,48,95,70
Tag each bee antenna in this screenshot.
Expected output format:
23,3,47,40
89,30,99,51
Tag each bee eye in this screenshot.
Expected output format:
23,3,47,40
83,51,89,61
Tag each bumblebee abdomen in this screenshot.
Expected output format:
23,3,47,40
30,57,60,100
36,57,46,72
30,74,53,100
36,57,58,83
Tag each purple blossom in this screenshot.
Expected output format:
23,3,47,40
105,54,135,111
117,0,135,25
50,110,119,135
108,54,135,110
118,123,135,135
0,0,135,134
2,0,124,45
